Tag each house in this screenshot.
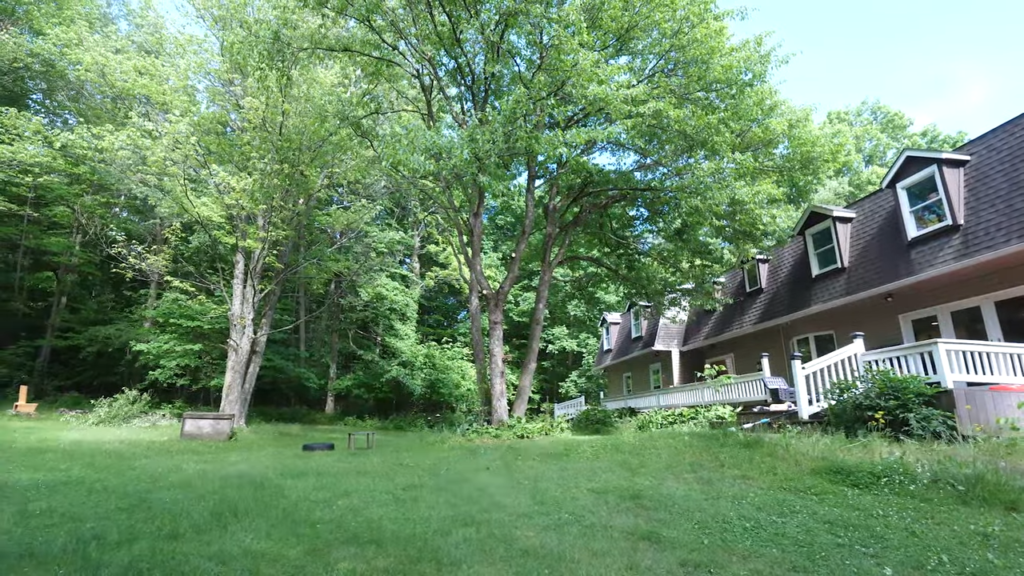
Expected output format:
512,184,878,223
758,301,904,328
594,112,1024,422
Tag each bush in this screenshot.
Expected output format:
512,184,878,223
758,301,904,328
463,415,570,440
631,404,737,432
65,388,176,427
571,407,618,435
826,369,957,441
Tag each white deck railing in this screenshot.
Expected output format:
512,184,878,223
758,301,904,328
553,396,587,419
601,371,770,411
792,335,1024,419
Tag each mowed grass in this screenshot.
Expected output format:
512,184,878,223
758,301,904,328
3,417,1024,575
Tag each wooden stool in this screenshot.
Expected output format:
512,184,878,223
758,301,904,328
13,385,38,414
347,431,376,450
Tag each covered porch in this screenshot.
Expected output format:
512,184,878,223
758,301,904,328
600,335,1024,434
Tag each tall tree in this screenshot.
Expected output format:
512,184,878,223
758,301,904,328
316,0,823,423
816,100,970,205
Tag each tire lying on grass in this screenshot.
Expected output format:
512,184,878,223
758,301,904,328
301,442,335,452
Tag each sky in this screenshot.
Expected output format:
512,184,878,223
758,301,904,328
722,0,1024,138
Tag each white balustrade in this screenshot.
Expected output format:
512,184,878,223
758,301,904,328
791,336,1024,420
599,372,770,411
553,395,587,419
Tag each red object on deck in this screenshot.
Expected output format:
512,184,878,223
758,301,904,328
989,385,1024,392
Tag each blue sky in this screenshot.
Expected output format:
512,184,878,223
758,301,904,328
723,0,1024,137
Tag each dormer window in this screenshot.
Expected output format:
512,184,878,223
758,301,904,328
630,308,642,338
805,220,841,277
743,255,769,292
793,205,855,278
896,165,953,239
743,262,760,292
602,324,612,351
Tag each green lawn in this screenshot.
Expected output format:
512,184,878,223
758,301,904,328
3,416,1024,575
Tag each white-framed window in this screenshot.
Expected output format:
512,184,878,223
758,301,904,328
896,165,953,240
649,362,663,390
622,372,633,395
630,308,642,338
704,354,735,376
791,331,838,360
898,285,1024,344
602,325,612,351
804,220,841,277
743,261,760,292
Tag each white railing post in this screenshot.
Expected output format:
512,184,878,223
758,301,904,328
790,352,809,420
850,332,866,377
760,352,771,378
933,340,953,388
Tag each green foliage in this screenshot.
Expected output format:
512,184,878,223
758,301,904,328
826,369,958,441
631,405,737,432
570,407,618,435
462,415,571,440
65,388,175,427
815,99,969,205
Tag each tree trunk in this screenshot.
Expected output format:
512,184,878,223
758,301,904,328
511,258,556,416
468,274,489,417
325,327,338,414
13,189,32,313
34,224,80,387
143,220,163,330
486,296,509,425
219,247,258,425
297,220,306,368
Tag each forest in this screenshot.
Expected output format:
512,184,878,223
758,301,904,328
0,0,967,426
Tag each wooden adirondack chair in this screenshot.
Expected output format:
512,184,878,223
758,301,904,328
13,385,38,414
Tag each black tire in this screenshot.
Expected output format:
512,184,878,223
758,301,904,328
302,442,335,452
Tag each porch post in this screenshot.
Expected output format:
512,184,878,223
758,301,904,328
671,349,682,386
790,352,809,420
760,352,771,377
850,332,866,377
933,341,953,388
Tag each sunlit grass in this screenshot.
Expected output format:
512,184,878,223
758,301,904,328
3,415,1024,575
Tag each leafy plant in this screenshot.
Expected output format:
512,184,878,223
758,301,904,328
65,388,176,427
462,415,570,440
631,404,737,432
826,369,957,441
571,407,618,435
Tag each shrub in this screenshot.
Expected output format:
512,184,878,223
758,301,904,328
571,407,618,435
631,404,737,432
826,369,957,441
66,388,176,427
463,415,570,440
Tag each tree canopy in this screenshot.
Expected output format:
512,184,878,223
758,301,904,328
0,0,970,425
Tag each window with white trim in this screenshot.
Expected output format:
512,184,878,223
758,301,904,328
704,354,734,376
896,165,952,239
743,261,760,292
602,325,612,351
805,220,841,277
791,332,837,360
649,362,663,390
622,372,633,395
630,308,642,338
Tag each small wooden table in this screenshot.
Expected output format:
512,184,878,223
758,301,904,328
347,431,376,450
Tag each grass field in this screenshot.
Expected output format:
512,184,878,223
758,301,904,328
3,416,1024,575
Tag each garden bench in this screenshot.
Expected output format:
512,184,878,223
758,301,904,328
13,385,38,414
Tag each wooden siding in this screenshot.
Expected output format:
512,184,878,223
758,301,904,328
949,389,1024,436
602,351,672,397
